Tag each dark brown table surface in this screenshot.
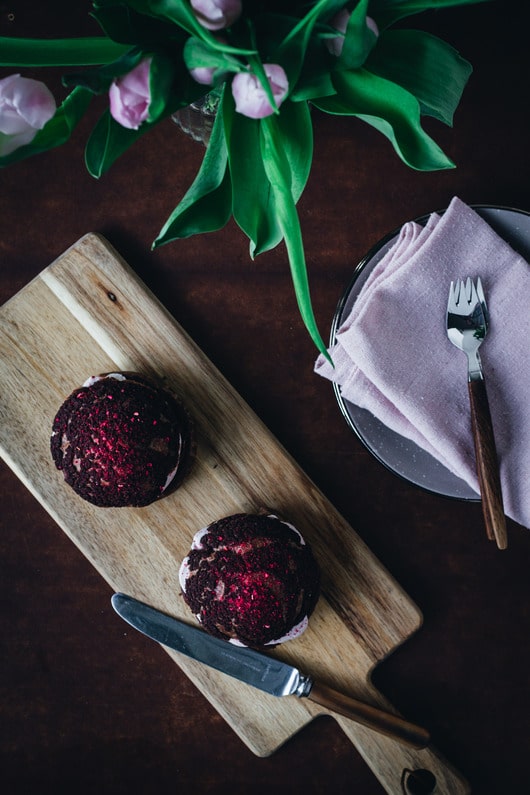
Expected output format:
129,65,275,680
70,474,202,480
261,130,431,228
2,2,530,793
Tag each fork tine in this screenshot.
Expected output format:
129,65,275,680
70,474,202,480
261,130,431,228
465,276,482,308
468,277,481,309
476,277,486,306
447,279,459,312
476,277,490,327
447,280,454,311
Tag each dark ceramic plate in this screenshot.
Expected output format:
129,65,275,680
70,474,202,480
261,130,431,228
331,205,530,500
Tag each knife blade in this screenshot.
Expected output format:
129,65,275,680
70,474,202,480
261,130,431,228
111,593,429,749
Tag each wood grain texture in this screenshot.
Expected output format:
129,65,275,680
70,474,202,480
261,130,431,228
0,234,468,794
468,378,508,550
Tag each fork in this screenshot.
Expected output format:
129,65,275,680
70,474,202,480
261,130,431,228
446,277,508,550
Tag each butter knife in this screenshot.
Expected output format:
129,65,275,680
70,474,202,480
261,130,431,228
111,593,429,749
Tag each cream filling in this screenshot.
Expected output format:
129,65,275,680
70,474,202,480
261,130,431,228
83,372,126,387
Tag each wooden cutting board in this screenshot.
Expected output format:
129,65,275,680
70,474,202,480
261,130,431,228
0,234,468,794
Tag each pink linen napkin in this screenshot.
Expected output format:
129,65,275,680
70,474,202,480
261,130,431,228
315,196,530,529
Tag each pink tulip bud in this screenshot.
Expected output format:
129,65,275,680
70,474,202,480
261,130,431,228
190,0,242,31
326,10,379,57
190,66,216,86
231,64,289,119
366,16,379,37
0,74,56,156
109,57,152,130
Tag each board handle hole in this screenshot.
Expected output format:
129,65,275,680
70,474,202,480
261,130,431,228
401,768,437,794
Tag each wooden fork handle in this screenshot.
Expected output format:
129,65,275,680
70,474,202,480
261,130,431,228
468,378,508,549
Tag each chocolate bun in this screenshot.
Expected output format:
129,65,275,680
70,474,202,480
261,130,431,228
179,512,320,647
50,372,194,507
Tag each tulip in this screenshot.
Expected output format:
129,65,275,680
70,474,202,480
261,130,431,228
0,74,56,156
326,10,379,57
232,64,288,119
190,66,216,86
367,17,379,37
190,0,242,31
109,57,152,130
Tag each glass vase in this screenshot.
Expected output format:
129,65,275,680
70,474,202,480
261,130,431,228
171,92,220,146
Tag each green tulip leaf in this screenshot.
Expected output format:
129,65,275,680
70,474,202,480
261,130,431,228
366,29,472,125
260,115,329,360
183,37,244,76
147,52,177,121
225,98,282,257
289,34,336,101
85,110,149,177
153,106,232,244
291,0,377,99
275,99,313,203
291,69,336,102
0,36,128,67
335,0,378,70
273,0,345,88
314,67,455,170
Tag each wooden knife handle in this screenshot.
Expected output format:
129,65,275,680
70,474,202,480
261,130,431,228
468,378,508,550
307,681,430,749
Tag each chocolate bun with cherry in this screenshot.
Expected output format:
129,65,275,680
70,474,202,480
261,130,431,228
179,511,320,648
50,371,194,507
